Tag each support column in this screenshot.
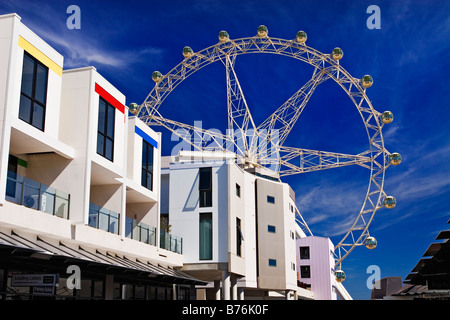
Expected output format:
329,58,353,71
222,271,230,300
238,287,245,300
231,274,238,300
214,280,221,300
104,274,114,300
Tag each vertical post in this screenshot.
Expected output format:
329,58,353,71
104,274,114,300
222,270,230,300
238,287,245,300
231,274,238,300
214,280,221,300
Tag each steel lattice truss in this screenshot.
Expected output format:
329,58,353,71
135,30,399,269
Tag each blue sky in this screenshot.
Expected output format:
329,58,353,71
2,0,450,300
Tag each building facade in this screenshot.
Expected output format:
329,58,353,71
161,151,314,300
0,13,202,300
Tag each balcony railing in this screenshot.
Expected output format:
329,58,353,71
125,217,156,246
88,203,119,234
5,171,70,219
160,230,182,254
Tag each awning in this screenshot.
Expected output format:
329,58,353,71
0,229,205,285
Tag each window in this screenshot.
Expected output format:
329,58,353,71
268,259,277,267
19,52,48,131
267,195,275,204
236,183,241,198
199,167,212,207
141,140,154,190
97,97,115,161
267,225,276,233
300,246,310,259
199,213,212,260
300,265,311,278
236,217,243,257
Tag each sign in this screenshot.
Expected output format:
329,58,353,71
33,286,55,295
11,274,58,287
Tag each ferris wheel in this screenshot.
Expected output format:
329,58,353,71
130,25,401,283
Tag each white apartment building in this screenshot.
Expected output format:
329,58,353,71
297,236,352,300
161,152,314,300
0,13,203,300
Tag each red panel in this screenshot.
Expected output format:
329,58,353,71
94,83,125,114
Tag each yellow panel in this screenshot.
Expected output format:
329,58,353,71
18,36,63,76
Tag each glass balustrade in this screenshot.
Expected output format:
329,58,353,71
5,171,70,219
88,203,119,235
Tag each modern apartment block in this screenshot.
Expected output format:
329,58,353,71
0,13,203,300
161,151,314,300
296,236,352,300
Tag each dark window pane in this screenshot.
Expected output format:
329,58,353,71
21,54,34,97
199,213,212,260
105,138,113,161
199,167,211,190
34,64,48,104
142,143,148,168
141,168,147,188
19,95,32,123
106,105,115,138
200,190,212,207
32,103,45,131
97,134,104,155
98,99,106,134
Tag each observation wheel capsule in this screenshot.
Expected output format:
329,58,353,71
381,111,394,124
218,30,230,42
364,236,377,250
361,75,373,88
152,71,163,83
389,153,402,166
331,47,343,60
182,46,194,59
257,25,268,37
383,196,396,209
128,103,139,114
296,31,307,43
335,269,346,283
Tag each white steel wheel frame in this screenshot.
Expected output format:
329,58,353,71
136,32,396,269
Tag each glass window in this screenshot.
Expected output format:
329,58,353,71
268,259,277,267
236,183,241,197
300,246,310,259
199,213,212,260
199,167,212,207
19,52,48,131
301,265,311,278
141,140,154,190
97,97,115,161
236,217,242,257
268,225,276,233
267,195,275,204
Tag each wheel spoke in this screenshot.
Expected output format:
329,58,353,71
225,54,258,156
271,146,372,176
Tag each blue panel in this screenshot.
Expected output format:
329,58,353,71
135,126,158,149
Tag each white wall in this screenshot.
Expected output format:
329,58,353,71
297,236,337,300
169,161,228,264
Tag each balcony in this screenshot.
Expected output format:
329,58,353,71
160,230,182,254
125,217,156,246
5,171,70,219
88,203,119,234
125,217,182,254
